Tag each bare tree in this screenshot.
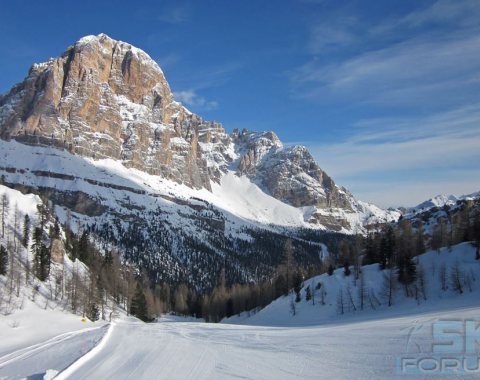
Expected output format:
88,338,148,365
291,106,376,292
336,288,345,315
450,262,464,294
416,264,427,302
345,285,357,312
439,263,448,291
381,268,397,307
358,271,367,310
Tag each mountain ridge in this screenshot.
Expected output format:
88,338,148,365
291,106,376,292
0,33,382,221
0,33,403,289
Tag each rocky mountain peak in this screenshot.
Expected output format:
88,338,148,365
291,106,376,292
0,33,223,190
0,34,398,230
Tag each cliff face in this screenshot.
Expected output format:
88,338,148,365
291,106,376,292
0,33,371,215
0,33,224,190
233,130,352,209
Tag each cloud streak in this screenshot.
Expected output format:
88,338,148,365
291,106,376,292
293,0,480,109
289,1,480,206
302,105,480,206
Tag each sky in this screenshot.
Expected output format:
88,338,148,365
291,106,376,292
0,0,479,207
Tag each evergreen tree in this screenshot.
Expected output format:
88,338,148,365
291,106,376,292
415,225,426,256
31,226,43,278
363,232,377,265
78,231,91,264
293,271,303,303
327,264,334,276
31,226,50,281
379,226,395,270
274,273,288,297
87,302,100,321
39,244,51,281
0,244,7,275
22,214,30,248
1,193,9,238
397,255,417,296
53,218,61,239
343,260,351,277
130,283,149,321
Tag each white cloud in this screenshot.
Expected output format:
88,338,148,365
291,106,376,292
300,105,480,207
288,1,480,207
293,0,480,108
173,90,218,111
293,33,480,107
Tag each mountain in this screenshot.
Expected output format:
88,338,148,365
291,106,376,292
408,192,480,216
0,34,399,289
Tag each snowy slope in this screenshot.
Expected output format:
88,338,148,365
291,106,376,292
0,186,108,363
0,139,388,234
3,298,476,380
227,242,480,327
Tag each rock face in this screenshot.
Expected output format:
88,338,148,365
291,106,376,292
0,33,223,190
233,130,352,209
0,33,358,212
50,239,65,264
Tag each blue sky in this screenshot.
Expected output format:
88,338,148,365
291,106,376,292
0,0,479,207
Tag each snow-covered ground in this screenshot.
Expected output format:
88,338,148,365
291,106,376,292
1,303,477,379
227,242,480,327
0,243,478,379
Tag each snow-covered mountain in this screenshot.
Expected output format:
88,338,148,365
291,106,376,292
408,192,480,216
0,34,401,288
0,33,396,229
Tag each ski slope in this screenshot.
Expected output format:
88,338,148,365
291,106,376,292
0,325,108,379
0,305,473,380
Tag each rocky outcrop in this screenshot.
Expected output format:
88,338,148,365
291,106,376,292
50,239,65,264
233,129,352,209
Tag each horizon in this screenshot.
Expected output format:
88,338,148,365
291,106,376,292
0,0,478,208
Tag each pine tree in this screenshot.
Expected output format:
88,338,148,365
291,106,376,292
78,231,90,264
363,232,377,265
53,218,61,239
87,302,100,321
31,226,43,279
397,255,417,296
130,283,149,321
293,271,303,303
39,244,51,281
0,244,7,275
22,214,30,248
1,193,9,238
415,224,426,256
379,226,395,269
327,264,334,276
343,260,351,277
